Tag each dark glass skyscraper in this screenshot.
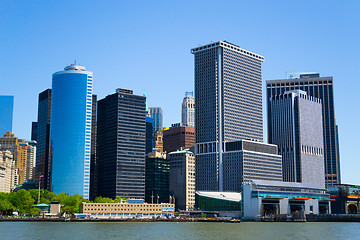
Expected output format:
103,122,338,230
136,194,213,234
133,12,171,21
90,94,97,200
50,65,93,199
267,74,341,187
35,89,52,190
145,116,153,154
0,96,14,136
192,41,282,192
31,122,38,141
97,88,146,199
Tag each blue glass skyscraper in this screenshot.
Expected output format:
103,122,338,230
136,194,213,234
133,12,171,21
0,96,14,136
50,64,93,199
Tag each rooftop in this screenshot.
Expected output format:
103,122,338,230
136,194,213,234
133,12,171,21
196,191,241,202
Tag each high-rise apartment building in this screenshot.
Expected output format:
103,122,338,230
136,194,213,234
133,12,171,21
19,140,36,181
168,148,195,211
0,132,23,184
268,90,325,187
35,89,52,190
97,88,146,199
181,92,195,127
50,64,93,199
145,151,169,204
149,107,163,132
163,124,195,153
267,74,340,187
0,96,14,136
192,41,282,192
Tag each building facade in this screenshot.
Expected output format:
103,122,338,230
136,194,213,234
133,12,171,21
0,150,15,192
0,96,14,136
80,199,174,219
31,122,37,141
192,41,282,192
90,94,97,200
267,74,341,187
149,107,163,132
35,89,52,190
50,64,93,199
153,130,164,152
0,132,23,184
145,151,169,204
268,90,325,187
168,148,195,211
97,88,146,199
163,125,195,153
181,92,195,127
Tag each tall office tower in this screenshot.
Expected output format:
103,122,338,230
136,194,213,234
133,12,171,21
145,117,154,154
145,151,169,204
181,92,195,127
97,88,146,199
168,148,195,211
0,96,14,136
149,107,163,132
35,89,51,190
192,41,282,192
163,124,195,153
0,132,23,184
90,94,97,200
153,130,164,152
19,140,36,181
50,64,93,199
31,122,37,141
269,90,325,187
267,74,340,187
0,150,15,193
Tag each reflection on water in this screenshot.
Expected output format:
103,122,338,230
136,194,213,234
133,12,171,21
0,222,359,240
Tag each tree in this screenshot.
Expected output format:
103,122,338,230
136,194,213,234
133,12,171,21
8,189,35,214
0,193,14,215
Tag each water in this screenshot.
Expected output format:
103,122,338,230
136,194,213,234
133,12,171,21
0,222,359,240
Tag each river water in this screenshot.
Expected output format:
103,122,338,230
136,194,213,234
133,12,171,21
0,222,359,240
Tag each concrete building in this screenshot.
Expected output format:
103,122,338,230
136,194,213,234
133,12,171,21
80,199,174,219
267,74,340,187
0,132,24,184
50,64,93,199
181,92,195,127
163,124,195,153
0,96,14,136
192,41,282,192
242,180,332,220
268,90,325,187
168,148,195,211
0,150,15,192
97,88,146,199
145,151,169,204
149,107,163,132
35,89,52,190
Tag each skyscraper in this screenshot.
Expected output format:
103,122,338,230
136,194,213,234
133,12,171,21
19,139,36,181
268,90,325,187
50,64,93,199
267,74,340,187
149,107,163,132
31,122,37,141
97,88,146,199
35,89,51,190
0,96,14,136
145,117,153,154
192,41,282,192
90,94,97,200
181,92,195,127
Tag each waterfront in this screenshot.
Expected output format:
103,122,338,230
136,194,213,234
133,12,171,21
0,222,359,240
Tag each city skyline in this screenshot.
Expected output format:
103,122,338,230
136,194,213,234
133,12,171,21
0,1,359,185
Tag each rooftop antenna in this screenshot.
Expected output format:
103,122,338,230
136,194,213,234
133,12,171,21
74,59,77,65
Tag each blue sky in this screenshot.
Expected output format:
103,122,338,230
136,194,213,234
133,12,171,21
0,1,359,184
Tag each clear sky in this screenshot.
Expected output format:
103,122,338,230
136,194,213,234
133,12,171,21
0,1,359,184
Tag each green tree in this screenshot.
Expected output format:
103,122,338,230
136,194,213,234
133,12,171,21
8,189,35,214
0,193,14,215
